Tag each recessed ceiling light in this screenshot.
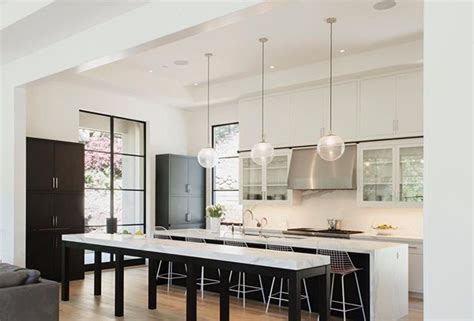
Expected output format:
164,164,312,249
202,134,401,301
174,60,189,66
148,69,153,73
269,65,275,69
193,82,199,86
373,0,396,10
339,49,345,53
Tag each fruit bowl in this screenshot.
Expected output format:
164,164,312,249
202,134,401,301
372,224,398,235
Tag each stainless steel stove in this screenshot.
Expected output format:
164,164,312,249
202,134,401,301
283,228,364,239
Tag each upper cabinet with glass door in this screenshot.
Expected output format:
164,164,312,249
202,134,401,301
239,149,293,205
357,139,423,207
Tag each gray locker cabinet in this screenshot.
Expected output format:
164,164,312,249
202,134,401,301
156,154,206,229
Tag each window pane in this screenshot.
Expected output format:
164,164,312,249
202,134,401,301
214,124,239,157
79,112,111,152
114,190,144,225
113,155,144,190
114,118,145,155
214,158,239,191
85,151,111,188
85,190,110,226
214,191,242,223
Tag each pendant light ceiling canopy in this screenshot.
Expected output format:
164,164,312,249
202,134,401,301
251,37,274,166
197,53,219,168
317,18,345,162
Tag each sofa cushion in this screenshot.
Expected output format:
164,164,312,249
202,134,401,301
0,271,29,289
0,263,41,284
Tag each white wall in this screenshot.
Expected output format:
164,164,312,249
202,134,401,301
424,2,473,320
26,80,189,238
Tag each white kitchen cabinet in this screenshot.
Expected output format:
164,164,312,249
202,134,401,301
289,87,327,146
408,250,423,295
359,70,423,140
357,139,423,207
239,149,294,205
396,70,423,136
359,75,397,139
238,98,261,150
264,94,290,147
330,81,359,141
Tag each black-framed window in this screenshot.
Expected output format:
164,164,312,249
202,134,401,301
212,122,242,223
79,110,146,266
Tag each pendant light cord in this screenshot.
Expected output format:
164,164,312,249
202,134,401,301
206,53,211,147
261,39,265,142
329,19,333,133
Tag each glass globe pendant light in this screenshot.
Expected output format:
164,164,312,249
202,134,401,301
251,38,274,166
317,18,345,162
197,53,219,168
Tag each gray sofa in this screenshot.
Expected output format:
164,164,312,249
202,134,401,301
0,263,59,321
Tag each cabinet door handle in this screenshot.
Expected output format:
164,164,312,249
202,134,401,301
185,184,192,193
185,213,191,223
55,216,58,227
55,177,59,190
409,246,417,249
52,216,55,227
52,177,55,189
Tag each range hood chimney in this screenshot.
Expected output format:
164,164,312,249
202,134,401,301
287,145,356,190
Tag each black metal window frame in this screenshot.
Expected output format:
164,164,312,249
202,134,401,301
211,122,239,205
80,110,147,269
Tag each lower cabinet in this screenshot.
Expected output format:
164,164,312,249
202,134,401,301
407,242,423,295
26,229,84,282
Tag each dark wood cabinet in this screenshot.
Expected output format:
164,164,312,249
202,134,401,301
156,154,206,229
26,137,85,281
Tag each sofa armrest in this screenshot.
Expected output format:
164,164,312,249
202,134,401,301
0,279,59,321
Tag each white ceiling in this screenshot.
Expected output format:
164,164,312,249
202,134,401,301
1,0,149,64
40,0,424,107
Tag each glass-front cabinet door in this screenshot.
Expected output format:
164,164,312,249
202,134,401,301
241,157,263,202
358,139,423,207
361,148,394,202
240,150,292,204
398,146,423,203
265,154,290,202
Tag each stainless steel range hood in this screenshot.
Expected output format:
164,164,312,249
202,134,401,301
287,145,356,190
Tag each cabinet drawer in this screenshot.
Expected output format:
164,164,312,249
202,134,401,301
408,242,423,254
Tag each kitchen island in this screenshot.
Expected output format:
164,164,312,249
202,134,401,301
61,233,331,321
154,228,408,321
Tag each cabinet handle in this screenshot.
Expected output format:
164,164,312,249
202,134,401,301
55,177,59,189
409,246,417,249
52,216,55,227
185,184,192,193
185,213,191,223
55,216,58,227
52,177,55,189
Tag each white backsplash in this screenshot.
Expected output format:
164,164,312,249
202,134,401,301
246,190,423,237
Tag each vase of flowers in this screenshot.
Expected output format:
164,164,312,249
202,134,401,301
207,204,225,233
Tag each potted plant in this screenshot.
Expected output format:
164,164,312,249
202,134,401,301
207,204,225,233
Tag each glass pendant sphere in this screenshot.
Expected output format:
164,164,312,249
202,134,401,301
317,134,345,161
251,141,274,165
197,147,218,168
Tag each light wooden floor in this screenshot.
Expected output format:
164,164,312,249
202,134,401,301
60,266,423,321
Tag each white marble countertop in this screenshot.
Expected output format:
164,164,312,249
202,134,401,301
153,228,407,255
351,232,423,243
63,233,329,271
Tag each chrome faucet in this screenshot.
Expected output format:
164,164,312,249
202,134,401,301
242,209,254,234
256,217,268,237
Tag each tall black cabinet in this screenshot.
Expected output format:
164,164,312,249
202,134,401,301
26,137,85,281
155,154,206,229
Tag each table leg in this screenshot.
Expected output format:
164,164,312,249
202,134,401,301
186,264,198,321
115,252,124,317
317,266,331,321
148,258,159,310
94,251,102,296
288,273,301,321
61,243,70,301
219,270,230,321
